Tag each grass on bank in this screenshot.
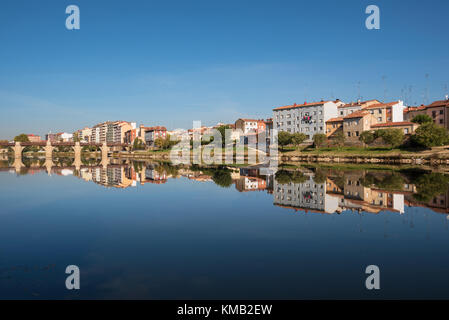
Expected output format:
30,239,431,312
279,145,437,156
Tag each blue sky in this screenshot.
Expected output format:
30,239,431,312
0,0,448,138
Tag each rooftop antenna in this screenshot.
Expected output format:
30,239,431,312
408,85,413,106
357,81,361,101
304,83,308,103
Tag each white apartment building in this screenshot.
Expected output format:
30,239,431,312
273,173,339,214
273,100,338,140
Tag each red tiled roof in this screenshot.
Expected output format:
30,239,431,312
141,126,167,131
364,101,399,109
237,118,265,123
427,99,449,108
371,121,415,128
403,105,426,113
343,110,370,119
338,99,381,109
326,117,344,122
273,100,332,111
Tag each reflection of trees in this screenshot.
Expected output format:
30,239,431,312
362,173,405,191
81,157,101,166
82,145,100,152
190,165,233,188
132,161,144,172
155,162,179,178
411,173,449,203
313,169,327,184
54,146,73,153
54,157,74,166
275,170,308,184
211,169,233,188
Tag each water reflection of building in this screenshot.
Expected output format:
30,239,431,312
235,176,267,192
326,171,406,214
405,189,449,214
273,173,340,214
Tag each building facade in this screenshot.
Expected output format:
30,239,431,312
234,119,266,135
273,100,339,140
404,98,449,130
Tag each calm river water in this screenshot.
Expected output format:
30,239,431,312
1,157,449,299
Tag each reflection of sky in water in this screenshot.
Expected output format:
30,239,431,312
0,164,448,299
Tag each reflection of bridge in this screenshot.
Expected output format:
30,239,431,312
0,141,130,173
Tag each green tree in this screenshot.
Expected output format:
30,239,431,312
411,114,433,124
359,131,375,147
277,131,292,151
275,170,293,184
216,125,231,147
378,129,404,148
14,134,30,143
313,169,327,184
155,135,179,150
412,173,449,202
132,138,146,151
0,140,9,149
291,132,307,149
411,122,449,148
333,131,346,148
212,169,233,188
312,133,327,148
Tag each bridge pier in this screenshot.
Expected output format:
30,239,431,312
13,156,24,173
100,142,110,168
13,142,24,159
74,142,82,171
44,158,55,175
44,140,54,159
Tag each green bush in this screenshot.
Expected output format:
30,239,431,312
411,122,449,148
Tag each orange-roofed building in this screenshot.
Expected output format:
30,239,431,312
404,97,449,130
371,121,419,135
27,134,42,143
337,99,381,118
362,100,406,123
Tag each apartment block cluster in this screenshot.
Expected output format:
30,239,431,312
272,96,449,142
20,94,449,147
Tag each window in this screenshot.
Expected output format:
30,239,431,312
347,132,351,137
340,111,344,116
440,119,444,124
432,111,436,118
440,110,444,115
370,110,374,114
287,121,291,125
378,117,382,122
378,109,382,114
356,131,359,136
404,128,409,134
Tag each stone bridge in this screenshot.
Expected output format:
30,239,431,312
0,141,129,173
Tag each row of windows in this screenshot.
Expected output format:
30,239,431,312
276,110,323,119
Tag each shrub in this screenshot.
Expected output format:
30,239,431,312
411,114,433,124
312,133,327,148
411,122,449,148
